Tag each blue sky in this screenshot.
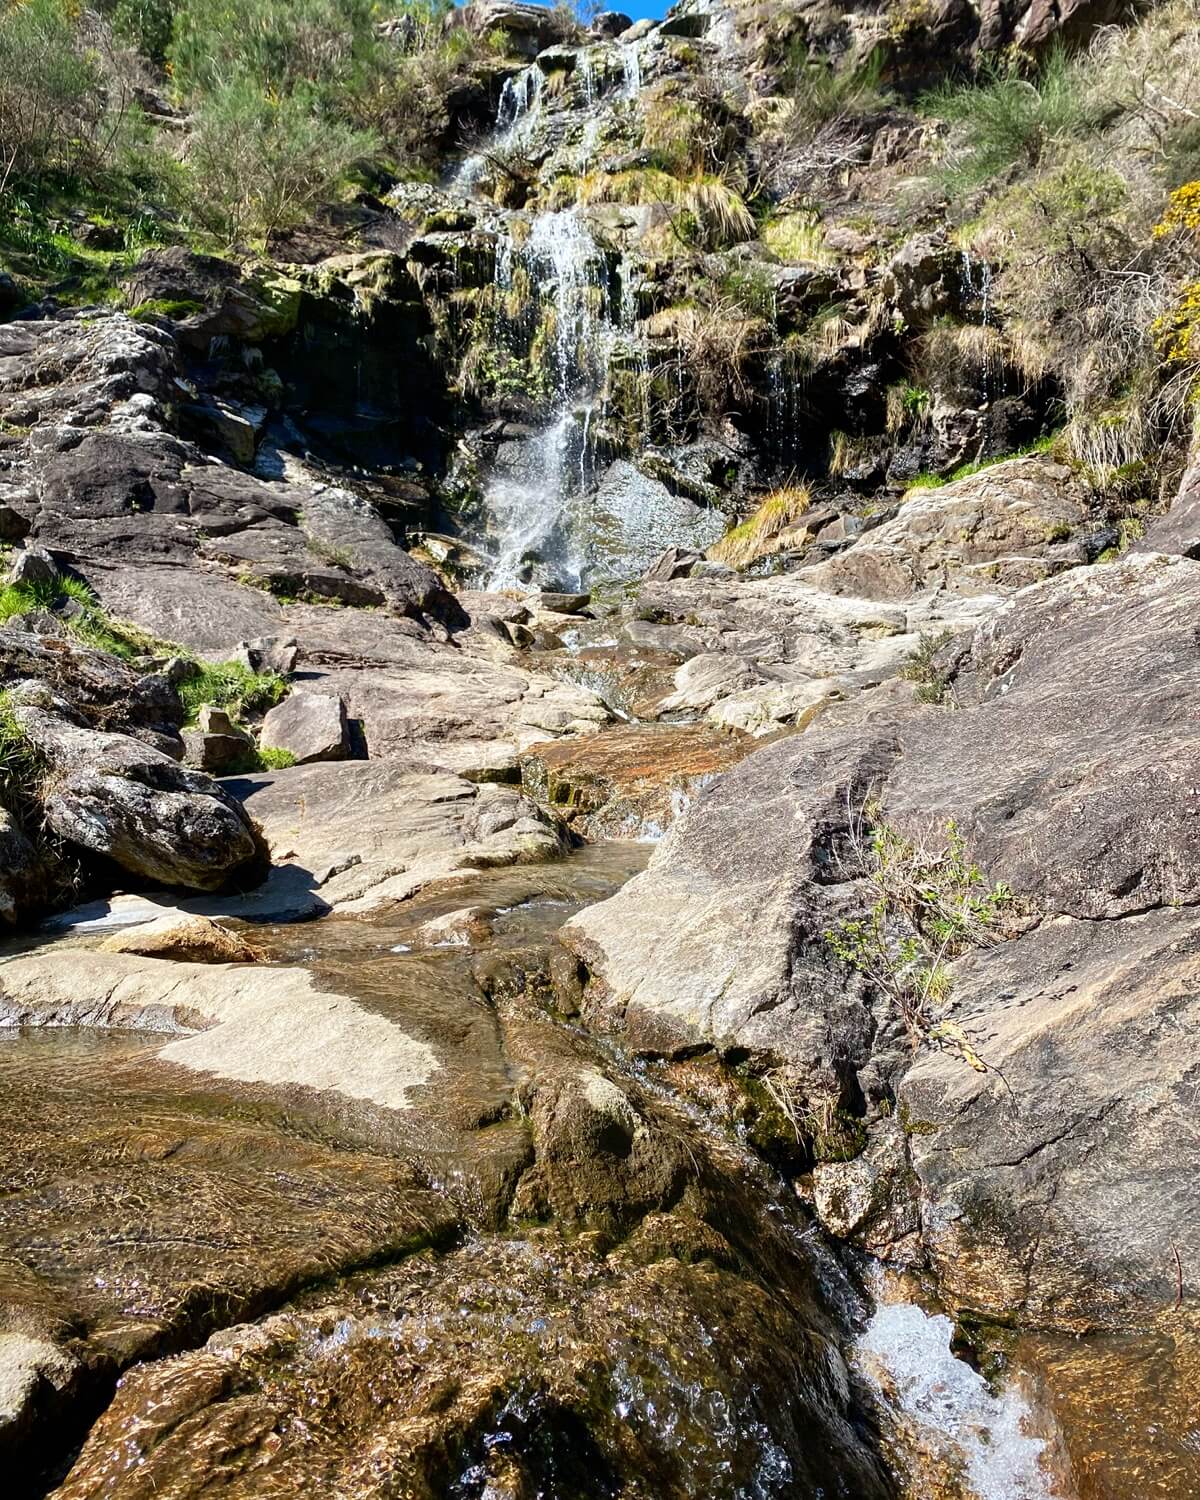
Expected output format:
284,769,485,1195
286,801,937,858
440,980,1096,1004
465,1,667,22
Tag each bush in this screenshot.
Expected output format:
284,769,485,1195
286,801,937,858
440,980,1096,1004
781,43,888,131
0,0,109,188
103,0,176,62
169,0,385,104
257,746,298,770
825,807,1015,1069
185,78,376,242
923,46,1104,189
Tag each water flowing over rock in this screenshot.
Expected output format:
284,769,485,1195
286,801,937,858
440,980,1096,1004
4,0,1199,1492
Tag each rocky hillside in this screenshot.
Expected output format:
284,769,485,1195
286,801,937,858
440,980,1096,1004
2,0,1200,1497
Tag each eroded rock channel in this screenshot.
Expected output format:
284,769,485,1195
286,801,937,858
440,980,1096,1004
3,0,1200,1494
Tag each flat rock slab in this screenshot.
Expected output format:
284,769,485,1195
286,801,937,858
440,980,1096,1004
0,951,437,1111
231,760,566,913
0,1025,461,1470
521,722,757,839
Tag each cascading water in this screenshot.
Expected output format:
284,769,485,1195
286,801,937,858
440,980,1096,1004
449,50,646,590
485,207,629,587
961,248,996,399
854,1284,1060,1500
446,63,542,197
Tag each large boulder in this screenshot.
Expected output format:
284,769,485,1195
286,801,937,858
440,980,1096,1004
236,760,566,913
0,629,182,735
462,0,573,53
800,457,1093,601
122,248,302,349
564,553,1200,1330
259,690,349,764
16,708,265,891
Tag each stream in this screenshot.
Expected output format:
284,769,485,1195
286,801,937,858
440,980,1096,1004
2,835,1076,1499
0,16,1176,1500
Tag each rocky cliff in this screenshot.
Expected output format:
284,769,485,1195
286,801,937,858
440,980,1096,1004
2,0,1200,1495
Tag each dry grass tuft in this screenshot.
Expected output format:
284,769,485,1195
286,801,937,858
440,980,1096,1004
709,484,813,567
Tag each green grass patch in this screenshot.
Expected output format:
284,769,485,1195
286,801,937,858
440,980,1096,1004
905,433,1059,493
177,660,289,725
256,745,297,770
130,297,205,321
0,577,155,659
0,688,47,813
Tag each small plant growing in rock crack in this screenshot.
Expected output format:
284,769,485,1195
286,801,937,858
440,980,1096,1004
825,801,1015,1071
899,628,954,704
0,690,47,815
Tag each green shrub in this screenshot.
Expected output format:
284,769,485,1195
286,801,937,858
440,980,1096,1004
0,0,108,186
169,0,385,103
103,0,176,62
923,47,1104,189
825,808,1015,1069
185,77,376,242
256,746,298,770
899,628,953,704
781,43,888,130
178,660,289,723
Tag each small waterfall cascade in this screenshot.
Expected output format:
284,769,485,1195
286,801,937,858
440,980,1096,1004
960,248,996,400
445,39,648,590
854,1285,1060,1500
446,62,543,197
485,208,638,588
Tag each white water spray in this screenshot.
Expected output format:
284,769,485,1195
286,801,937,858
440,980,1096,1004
855,1294,1057,1500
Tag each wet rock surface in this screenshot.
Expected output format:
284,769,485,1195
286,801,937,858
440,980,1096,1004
4,0,1200,1492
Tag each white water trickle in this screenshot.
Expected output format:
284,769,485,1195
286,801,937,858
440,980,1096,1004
447,63,542,196
960,248,995,400
620,38,642,100
578,47,597,108
855,1293,1057,1500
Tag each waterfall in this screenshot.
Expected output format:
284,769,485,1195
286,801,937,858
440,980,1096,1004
960,248,995,400
485,208,621,588
446,63,542,197
620,37,642,100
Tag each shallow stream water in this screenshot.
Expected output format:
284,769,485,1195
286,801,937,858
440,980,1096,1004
1,840,1106,1498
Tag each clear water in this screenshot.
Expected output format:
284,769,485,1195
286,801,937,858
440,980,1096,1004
855,1293,1057,1500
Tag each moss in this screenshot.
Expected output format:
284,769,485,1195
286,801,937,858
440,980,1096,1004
255,745,297,770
